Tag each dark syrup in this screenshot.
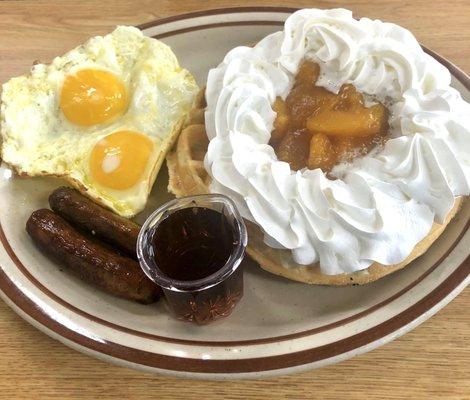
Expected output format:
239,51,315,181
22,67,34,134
153,207,236,281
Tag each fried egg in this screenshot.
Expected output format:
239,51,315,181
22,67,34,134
0,26,198,217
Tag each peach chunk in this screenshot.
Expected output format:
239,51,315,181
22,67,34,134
276,129,312,171
286,85,336,128
332,84,365,110
270,97,290,144
295,60,320,86
307,133,337,171
306,103,388,138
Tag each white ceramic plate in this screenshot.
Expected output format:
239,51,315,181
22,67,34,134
0,7,469,380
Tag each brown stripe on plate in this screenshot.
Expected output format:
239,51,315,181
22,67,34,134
153,21,284,40
137,6,299,31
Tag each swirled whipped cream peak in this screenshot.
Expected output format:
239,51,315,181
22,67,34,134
204,8,470,275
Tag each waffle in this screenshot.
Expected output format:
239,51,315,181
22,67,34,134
166,95,462,285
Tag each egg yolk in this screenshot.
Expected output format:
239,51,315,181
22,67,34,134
90,130,154,190
60,69,127,126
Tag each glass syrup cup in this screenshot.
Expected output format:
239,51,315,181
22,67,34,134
137,194,247,324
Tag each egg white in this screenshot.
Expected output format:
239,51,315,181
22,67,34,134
1,26,199,216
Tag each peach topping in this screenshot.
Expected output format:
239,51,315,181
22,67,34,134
270,60,389,172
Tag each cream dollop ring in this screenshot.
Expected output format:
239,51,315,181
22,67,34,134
205,8,470,275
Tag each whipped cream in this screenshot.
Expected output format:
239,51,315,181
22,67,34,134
205,8,470,275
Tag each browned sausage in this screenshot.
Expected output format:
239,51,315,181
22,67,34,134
26,209,160,304
49,187,140,258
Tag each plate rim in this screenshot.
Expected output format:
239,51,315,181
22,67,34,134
0,6,469,377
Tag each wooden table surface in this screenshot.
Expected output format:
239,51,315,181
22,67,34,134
0,1,469,398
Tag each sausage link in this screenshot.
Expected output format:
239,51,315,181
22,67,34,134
49,187,140,257
26,209,160,304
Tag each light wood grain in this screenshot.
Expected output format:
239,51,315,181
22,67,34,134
0,1,469,398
